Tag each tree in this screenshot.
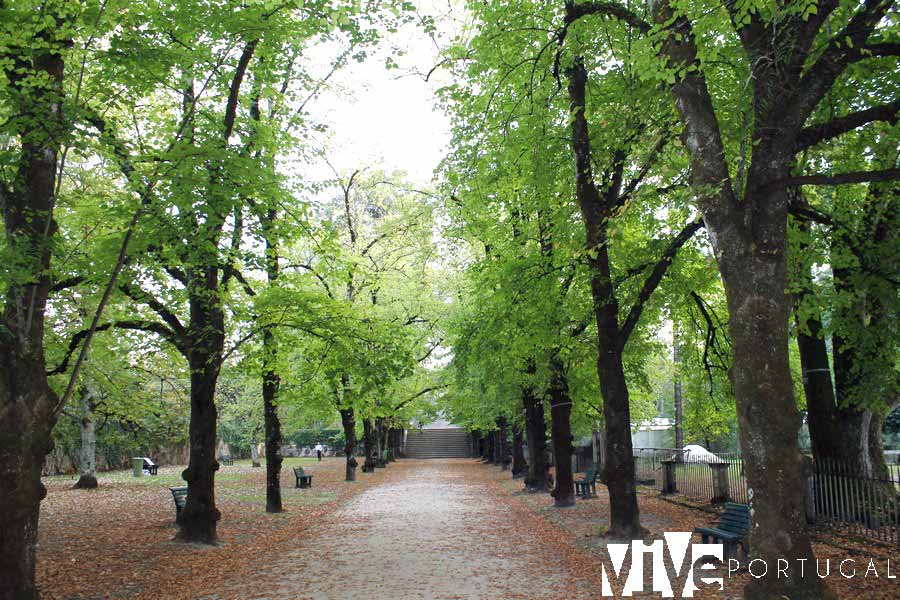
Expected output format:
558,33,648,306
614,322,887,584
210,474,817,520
561,0,898,596
0,2,72,595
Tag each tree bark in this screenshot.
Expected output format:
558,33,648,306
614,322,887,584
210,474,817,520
522,385,549,491
511,424,527,478
386,427,397,462
375,417,387,467
262,343,283,511
250,441,261,468
261,206,283,512
73,386,98,489
549,354,575,507
362,417,377,473
340,407,358,481
0,34,65,599
497,416,511,469
795,226,892,480
483,428,495,463
177,276,224,544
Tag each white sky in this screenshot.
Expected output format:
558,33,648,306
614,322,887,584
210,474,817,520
304,2,461,186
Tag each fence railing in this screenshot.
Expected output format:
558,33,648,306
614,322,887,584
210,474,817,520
631,448,900,545
812,458,900,545
632,448,677,484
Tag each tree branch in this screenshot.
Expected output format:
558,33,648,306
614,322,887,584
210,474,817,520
791,0,893,128
48,319,182,376
118,282,187,338
764,168,900,192
618,218,704,345
222,39,258,141
393,385,448,411
796,99,900,151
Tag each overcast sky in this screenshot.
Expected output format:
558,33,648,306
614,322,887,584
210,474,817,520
304,2,461,186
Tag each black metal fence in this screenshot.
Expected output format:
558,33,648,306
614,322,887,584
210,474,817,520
631,448,900,545
811,458,900,544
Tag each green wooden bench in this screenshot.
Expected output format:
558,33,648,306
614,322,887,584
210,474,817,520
694,502,750,560
293,466,313,488
220,455,233,466
169,486,188,519
574,468,599,498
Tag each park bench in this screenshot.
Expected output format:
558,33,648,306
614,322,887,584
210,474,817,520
169,486,188,519
293,466,313,488
220,455,233,466
694,502,749,560
141,457,158,475
574,468,599,498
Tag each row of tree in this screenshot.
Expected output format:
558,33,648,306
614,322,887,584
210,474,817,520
0,1,449,597
435,2,897,600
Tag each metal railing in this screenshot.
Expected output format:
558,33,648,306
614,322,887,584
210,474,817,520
629,448,900,545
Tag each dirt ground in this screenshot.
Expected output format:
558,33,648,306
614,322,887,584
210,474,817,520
36,457,900,599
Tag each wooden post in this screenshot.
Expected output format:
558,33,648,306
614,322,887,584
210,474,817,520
661,460,677,495
709,462,731,504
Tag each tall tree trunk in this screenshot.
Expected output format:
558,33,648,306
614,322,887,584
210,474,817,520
723,247,824,599
0,35,65,599
549,354,575,507
178,282,224,544
796,247,891,479
250,441,261,468
375,417,386,467
566,61,646,539
496,416,511,469
262,346,283,511
511,424,527,478
483,428,495,463
386,427,397,462
492,428,503,465
469,430,481,458
673,325,684,451
362,417,377,472
73,385,98,489
522,386,549,491
339,407,358,481
261,208,283,512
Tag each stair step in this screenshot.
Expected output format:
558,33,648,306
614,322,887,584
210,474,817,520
404,427,470,459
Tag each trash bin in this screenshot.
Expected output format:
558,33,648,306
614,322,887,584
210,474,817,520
132,457,144,477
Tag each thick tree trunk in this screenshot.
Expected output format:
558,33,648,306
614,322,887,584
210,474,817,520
262,346,283,512
511,424,527,478
596,342,642,537
362,418,377,473
340,407,358,481
522,386,549,491
722,244,830,600
178,288,224,544
549,355,575,507
0,39,65,599
73,386,98,489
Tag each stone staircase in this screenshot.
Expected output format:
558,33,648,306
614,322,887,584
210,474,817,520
404,428,470,459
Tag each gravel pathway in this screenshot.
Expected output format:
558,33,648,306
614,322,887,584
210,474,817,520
224,459,596,599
